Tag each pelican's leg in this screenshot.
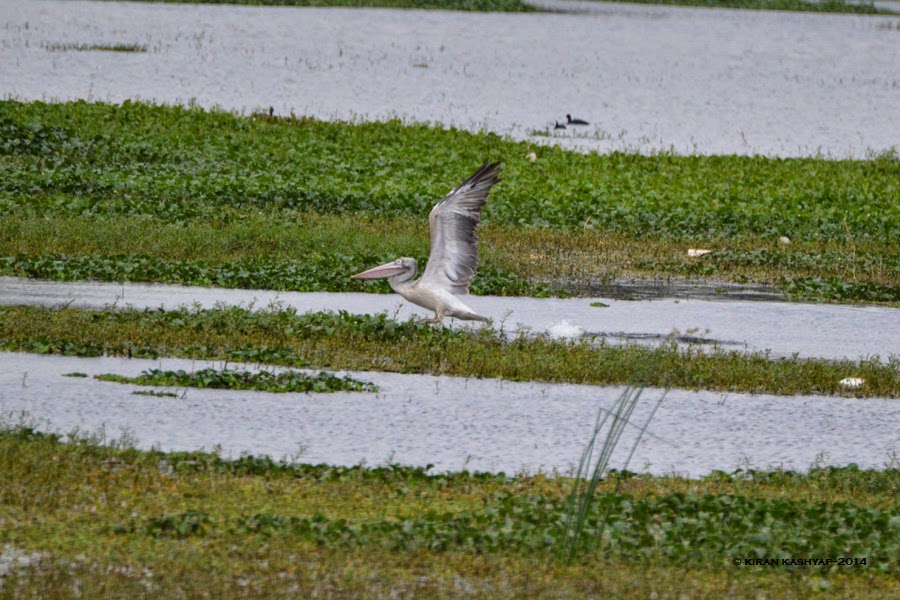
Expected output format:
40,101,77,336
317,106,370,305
430,307,445,324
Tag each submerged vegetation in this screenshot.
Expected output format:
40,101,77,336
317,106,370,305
0,424,896,597
41,42,149,53
96,367,378,393
0,100,897,304
120,0,538,11
0,305,897,397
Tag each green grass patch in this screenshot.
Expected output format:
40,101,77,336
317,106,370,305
782,277,900,304
0,425,896,597
2,100,896,240
1,305,897,397
96,367,378,392
0,251,554,297
1,213,896,304
1,99,897,303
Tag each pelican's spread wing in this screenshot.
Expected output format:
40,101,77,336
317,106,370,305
420,162,502,295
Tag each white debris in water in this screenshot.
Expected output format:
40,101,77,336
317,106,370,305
839,377,866,389
525,152,537,162
779,236,792,245
687,249,712,257
547,319,585,339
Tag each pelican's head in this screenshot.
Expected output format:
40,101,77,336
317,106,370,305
351,257,417,281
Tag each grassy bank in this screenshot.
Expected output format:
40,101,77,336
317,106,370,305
0,425,897,598
1,100,898,304
1,212,897,302
1,305,897,397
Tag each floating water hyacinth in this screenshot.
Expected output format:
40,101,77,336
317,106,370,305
95,368,378,393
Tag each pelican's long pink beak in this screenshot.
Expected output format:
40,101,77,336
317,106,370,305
350,261,406,280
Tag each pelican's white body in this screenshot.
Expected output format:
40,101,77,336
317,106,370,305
351,162,501,323
389,264,486,322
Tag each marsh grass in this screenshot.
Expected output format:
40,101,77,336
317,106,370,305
0,424,896,598
0,305,897,397
2,100,896,241
561,387,665,563
1,100,897,304
1,213,897,303
96,367,378,393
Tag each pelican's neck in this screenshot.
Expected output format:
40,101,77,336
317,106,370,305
388,260,418,294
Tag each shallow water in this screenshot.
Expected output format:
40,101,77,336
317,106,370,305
1,0,898,156
1,276,898,361
1,352,896,477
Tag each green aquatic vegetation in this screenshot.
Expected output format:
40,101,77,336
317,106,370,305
588,0,894,15
0,424,897,599
1,100,896,241
782,277,900,304
637,248,900,303
1,213,896,305
61,372,88,378
96,367,378,393
1,305,897,397
1,100,898,304
657,247,899,279
0,252,554,297
132,389,179,397
108,490,898,571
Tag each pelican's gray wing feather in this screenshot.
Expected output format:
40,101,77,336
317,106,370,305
420,162,502,295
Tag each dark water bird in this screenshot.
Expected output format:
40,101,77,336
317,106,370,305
566,114,589,126
351,162,502,323
554,121,567,130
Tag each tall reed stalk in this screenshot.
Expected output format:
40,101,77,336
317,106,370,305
559,386,665,563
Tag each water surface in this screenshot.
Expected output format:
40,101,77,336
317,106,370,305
2,352,896,477
1,276,897,361
1,0,897,156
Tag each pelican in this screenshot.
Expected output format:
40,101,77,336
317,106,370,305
351,162,501,323
566,114,589,126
